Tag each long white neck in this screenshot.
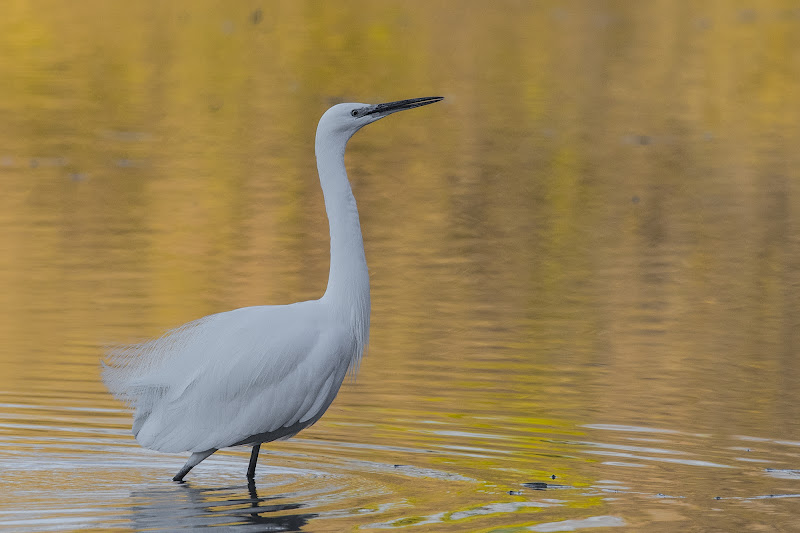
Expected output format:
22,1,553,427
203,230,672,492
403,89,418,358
315,127,371,338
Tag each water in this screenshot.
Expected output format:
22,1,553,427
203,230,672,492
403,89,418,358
1,1,800,531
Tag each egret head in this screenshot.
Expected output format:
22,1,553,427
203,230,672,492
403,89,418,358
317,96,443,143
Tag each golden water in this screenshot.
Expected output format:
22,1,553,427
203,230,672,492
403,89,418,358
1,1,799,531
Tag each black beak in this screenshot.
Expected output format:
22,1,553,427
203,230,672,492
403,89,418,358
366,96,444,116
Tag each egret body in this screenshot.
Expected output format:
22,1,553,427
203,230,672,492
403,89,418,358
103,96,443,481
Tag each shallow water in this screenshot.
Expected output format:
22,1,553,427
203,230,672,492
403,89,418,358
2,1,800,531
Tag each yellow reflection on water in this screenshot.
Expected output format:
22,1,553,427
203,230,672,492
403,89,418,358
1,0,799,530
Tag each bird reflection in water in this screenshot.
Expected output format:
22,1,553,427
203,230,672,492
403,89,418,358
129,478,317,531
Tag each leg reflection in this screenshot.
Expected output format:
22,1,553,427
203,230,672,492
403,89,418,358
131,478,317,530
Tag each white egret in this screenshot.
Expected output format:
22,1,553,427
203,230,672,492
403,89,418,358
103,96,443,482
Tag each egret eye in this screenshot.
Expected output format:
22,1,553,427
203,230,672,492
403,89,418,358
351,110,358,117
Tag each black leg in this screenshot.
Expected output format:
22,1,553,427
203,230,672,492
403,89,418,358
247,444,261,478
173,448,216,482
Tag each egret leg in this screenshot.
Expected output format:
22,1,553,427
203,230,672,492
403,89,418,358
172,448,216,482
247,444,261,479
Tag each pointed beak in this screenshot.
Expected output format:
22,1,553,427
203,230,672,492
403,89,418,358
365,96,444,117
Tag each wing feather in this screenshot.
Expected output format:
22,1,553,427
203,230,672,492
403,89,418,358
103,300,358,453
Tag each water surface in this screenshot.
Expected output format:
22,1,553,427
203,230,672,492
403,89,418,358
1,1,799,531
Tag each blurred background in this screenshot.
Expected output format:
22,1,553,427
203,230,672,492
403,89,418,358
1,1,799,531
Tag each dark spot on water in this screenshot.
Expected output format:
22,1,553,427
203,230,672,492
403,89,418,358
738,9,757,23
522,482,548,490
622,134,654,146
694,17,712,30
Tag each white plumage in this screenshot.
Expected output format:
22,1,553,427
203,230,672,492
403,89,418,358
103,96,443,481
